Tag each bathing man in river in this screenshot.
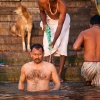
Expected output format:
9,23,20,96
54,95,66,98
38,0,70,82
18,43,60,92
73,15,100,86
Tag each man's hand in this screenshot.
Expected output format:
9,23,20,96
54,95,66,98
49,42,55,48
43,24,47,31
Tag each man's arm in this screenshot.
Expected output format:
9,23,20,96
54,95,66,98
50,65,61,91
38,0,47,30
73,32,84,50
18,66,26,91
51,3,67,46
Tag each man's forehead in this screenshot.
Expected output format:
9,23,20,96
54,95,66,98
32,48,43,51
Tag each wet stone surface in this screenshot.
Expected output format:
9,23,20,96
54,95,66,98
0,82,100,100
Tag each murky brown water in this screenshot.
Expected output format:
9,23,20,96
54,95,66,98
0,82,100,100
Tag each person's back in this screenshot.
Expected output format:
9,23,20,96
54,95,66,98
73,15,100,86
73,15,100,62
82,26,100,61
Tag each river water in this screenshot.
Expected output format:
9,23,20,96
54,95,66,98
0,82,100,100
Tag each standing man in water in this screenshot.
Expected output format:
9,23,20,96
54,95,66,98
38,0,70,82
73,15,100,86
18,44,60,92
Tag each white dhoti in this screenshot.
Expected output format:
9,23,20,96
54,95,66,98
40,13,70,56
81,62,100,86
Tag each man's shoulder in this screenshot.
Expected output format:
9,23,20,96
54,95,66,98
22,62,32,68
38,0,46,3
60,0,67,7
21,62,32,72
80,28,90,35
84,28,91,32
43,61,56,72
43,61,55,67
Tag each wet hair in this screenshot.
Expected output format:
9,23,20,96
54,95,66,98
31,43,44,52
90,15,100,25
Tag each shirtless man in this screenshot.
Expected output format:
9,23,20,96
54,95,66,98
38,0,70,82
18,44,60,91
73,15,100,86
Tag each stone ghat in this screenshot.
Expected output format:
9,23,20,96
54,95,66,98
0,0,98,81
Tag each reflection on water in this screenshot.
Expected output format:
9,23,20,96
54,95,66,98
0,82,100,100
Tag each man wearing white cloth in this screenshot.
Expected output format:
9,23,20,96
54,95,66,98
73,15,100,86
38,0,70,82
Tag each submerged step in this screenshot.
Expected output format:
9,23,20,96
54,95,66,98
0,66,82,82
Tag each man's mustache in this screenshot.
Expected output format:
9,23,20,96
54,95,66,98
34,58,40,60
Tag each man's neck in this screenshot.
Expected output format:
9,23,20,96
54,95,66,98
93,24,100,27
49,0,57,3
33,61,44,67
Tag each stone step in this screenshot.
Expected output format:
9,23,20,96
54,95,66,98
0,35,43,43
0,51,31,66
68,6,96,15
0,1,39,8
0,44,22,51
0,36,43,51
0,20,89,29
69,35,78,44
0,42,75,52
0,66,82,82
69,7,97,16
70,27,89,35
90,7,98,15
0,12,91,22
0,14,40,22
0,49,83,66
0,20,89,36
70,14,91,22
0,27,88,36
0,35,79,50
2,20,90,29
0,21,43,36
0,0,20,1
66,0,91,7
0,6,95,16
0,36,43,44
0,21,39,30
0,25,88,36
0,0,92,8
0,0,36,2
0,7,40,15
0,66,21,82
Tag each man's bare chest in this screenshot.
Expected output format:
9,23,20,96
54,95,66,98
44,3,60,19
26,68,51,80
